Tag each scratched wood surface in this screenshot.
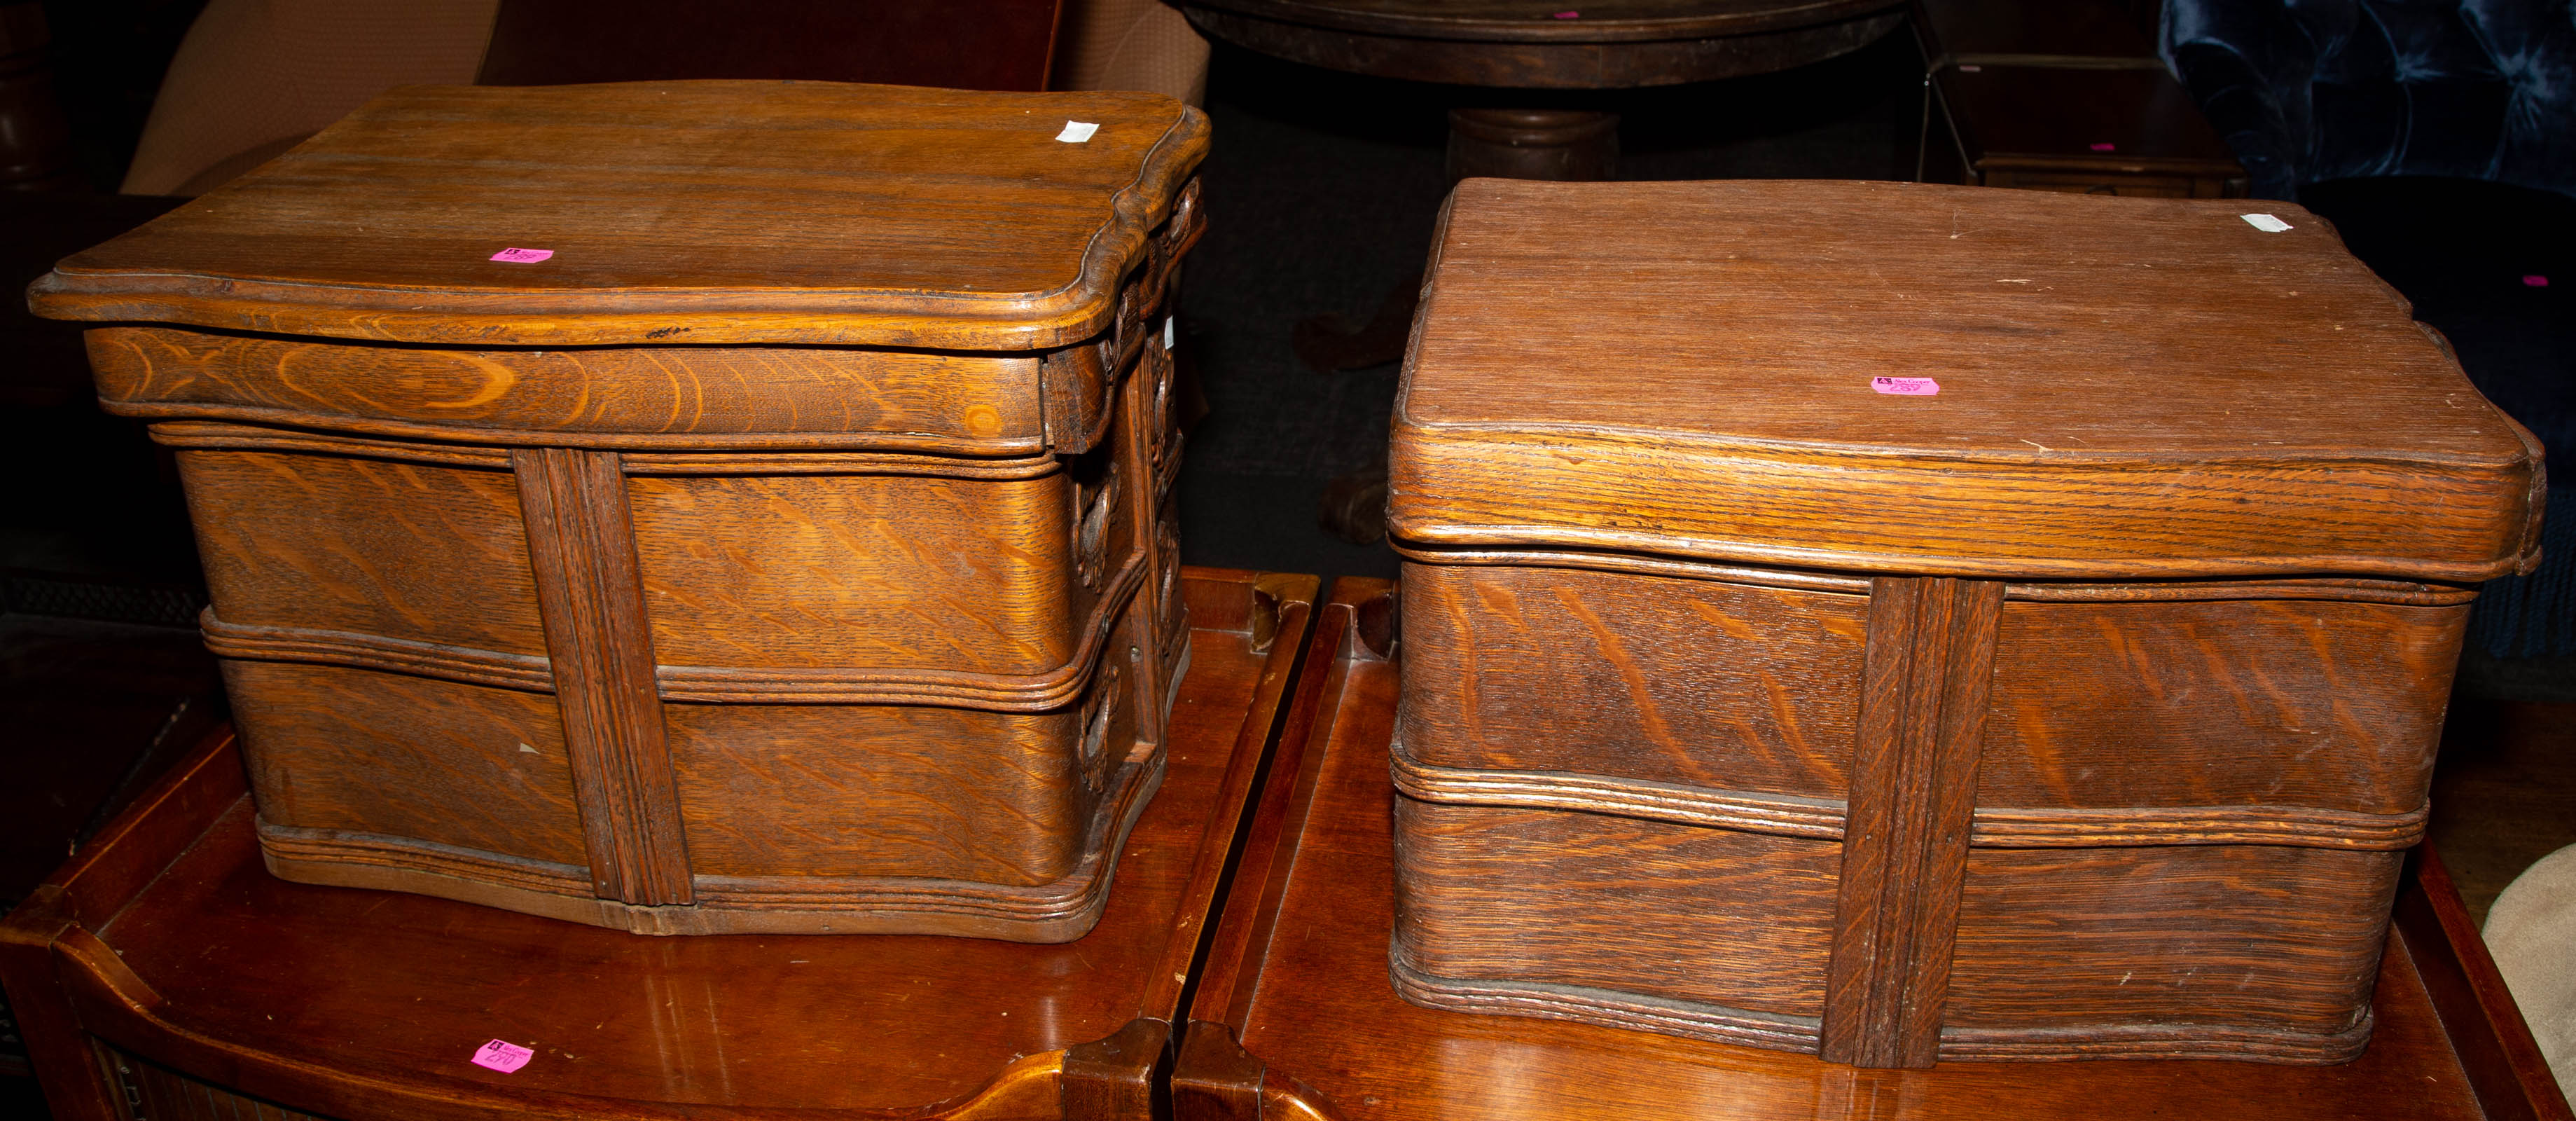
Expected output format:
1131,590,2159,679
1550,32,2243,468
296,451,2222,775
1386,179,2542,582
0,568,1318,1121
1173,591,2572,1119
29,82,1210,350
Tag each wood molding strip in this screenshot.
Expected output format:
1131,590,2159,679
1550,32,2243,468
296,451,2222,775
192,558,1149,711
151,419,1062,479
1389,743,1847,839
1822,575,2003,1068
1389,748,2428,850
1386,541,2470,606
198,610,555,692
514,447,693,907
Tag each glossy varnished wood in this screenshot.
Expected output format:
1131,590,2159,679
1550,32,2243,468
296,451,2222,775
0,568,1318,1121
30,83,1209,350
1386,179,2542,582
1173,589,2574,1118
36,81,1212,940
1380,179,2540,1065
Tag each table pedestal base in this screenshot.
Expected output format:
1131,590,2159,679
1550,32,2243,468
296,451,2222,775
1445,108,1619,181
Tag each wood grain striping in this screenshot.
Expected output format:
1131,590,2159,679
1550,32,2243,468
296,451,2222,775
1820,576,2002,1068
515,447,692,906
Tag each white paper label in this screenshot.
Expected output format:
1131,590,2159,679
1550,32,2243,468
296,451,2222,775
1056,121,1100,143
2241,213,2292,233
1163,316,1175,350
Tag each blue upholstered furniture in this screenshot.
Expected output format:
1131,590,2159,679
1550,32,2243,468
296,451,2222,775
2163,0,2573,669
2161,0,2575,201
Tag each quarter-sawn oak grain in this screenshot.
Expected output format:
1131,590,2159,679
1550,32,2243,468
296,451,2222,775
0,568,1320,1121
1383,180,2542,1066
1172,582,2573,1119
31,81,1212,940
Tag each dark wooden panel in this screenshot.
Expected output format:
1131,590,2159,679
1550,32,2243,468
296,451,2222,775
223,661,588,868
1981,597,2469,814
626,471,1091,676
176,447,546,656
663,701,1080,886
1394,799,1839,1018
1398,562,1866,797
1947,845,2399,1050
476,0,1064,92
515,447,691,907
1822,576,2002,1068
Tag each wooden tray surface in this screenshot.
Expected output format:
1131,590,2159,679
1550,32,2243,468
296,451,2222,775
0,568,1322,1121
1176,577,2573,1121
31,81,1209,350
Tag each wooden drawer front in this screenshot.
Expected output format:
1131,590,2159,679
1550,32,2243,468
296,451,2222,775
178,447,547,656
627,469,1100,677
663,702,1082,886
1981,598,2466,818
89,326,1048,453
226,661,588,869
1398,563,1866,800
1946,846,2400,1050
1394,799,1838,1024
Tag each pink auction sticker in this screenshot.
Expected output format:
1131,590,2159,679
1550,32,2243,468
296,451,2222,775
2089,142,2117,151
2526,275,2550,287
490,247,553,263
1871,376,1940,396
1552,10,1580,17
471,1039,534,1073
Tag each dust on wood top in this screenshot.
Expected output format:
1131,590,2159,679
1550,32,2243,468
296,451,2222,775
31,81,1207,350
1389,179,2543,582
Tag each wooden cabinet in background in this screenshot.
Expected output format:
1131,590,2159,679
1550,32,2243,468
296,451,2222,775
29,81,1208,941
1383,179,2542,1068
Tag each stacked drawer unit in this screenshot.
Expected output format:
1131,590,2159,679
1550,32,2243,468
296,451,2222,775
1385,179,2542,1065
32,81,1207,941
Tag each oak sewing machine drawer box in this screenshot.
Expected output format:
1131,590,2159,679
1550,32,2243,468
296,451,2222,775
1384,179,2544,1068
27,81,1207,942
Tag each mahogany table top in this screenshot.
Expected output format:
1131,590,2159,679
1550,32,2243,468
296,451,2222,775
1174,577,2572,1121
31,81,1208,350
0,568,1320,1121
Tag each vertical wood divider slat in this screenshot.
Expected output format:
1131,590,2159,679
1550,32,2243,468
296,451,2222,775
1822,575,2004,1068
513,446,694,906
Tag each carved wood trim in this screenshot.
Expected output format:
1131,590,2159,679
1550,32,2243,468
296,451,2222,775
1387,541,2474,606
194,555,1149,710
1822,575,2004,1068
1388,745,2430,850
151,420,1061,479
513,447,693,907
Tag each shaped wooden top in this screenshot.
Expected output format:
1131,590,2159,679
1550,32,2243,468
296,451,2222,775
31,81,1208,350
1387,179,2543,582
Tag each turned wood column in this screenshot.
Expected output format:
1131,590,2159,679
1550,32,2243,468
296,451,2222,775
1446,107,1620,182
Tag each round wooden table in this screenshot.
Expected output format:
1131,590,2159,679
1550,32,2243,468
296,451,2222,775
1178,0,1906,179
